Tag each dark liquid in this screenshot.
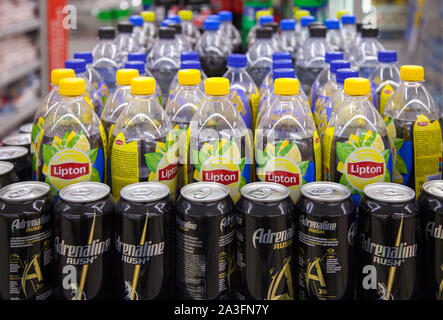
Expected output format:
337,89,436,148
296,66,323,96
200,55,227,77
149,67,179,100
247,66,271,88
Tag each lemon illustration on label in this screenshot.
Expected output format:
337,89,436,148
172,124,189,190
191,138,248,203
384,117,409,184
31,117,45,176
336,130,392,195
230,89,252,130
256,139,314,202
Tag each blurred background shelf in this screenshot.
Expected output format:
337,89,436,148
0,61,40,88
0,18,40,40
0,102,40,137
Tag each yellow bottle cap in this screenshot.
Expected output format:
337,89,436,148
141,11,155,22
295,9,310,21
51,68,75,85
336,10,350,19
205,77,229,96
178,10,192,21
400,65,424,82
178,69,200,86
344,77,371,96
116,69,140,85
131,77,156,95
256,10,271,21
274,78,299,96
59,78,85,96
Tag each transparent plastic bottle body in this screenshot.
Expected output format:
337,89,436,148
314,74,339,138
188,94,253,203
341,24,356,60
330,83,345,117
37,95,107,197
323,94,393,205
110,94,178,200
85,63,109,117
369,62,400,113
298,26,310,47
168,68,207,103
75,70,99,114
223,67,260,130
165,85,204,190
181,20,200,48
296,37,332,95
196,30,231,77
143,21,157,53
255,95,321,203
220,21,242,53
147,38,180,100
279,30,297,62
382,80,442,194
92,39,120,96
132,25,145,49
353,37,384,78
246,38,275,87
115,33,140,68
310,65,331,108
326,29,342,51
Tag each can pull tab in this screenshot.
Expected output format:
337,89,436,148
192,188,212,199
131,188,154,198
251,187,272,199
71,188,94,198
310,187,333,196
381,189,403,198
8,187,31,198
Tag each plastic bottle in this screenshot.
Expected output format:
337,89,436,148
382,65,442,195
330,68,359,120
255,78,321,202
296,25,332,95
37,78,108,197
246,26,275,87
129,15,145,48
340,14,357,60
247,10,272,47
353,26,385,78
165,69,204,190
323,77,393,204
115,22,139,67
31,68,75,178
140,11,157,53
368,50,400,114
279,19,297,62
298,16,316,47
314,59,351,138
65,59,97,113
262,22,282,51
147,27,180,100
74,51,110,117
196,19,231,77
168,23,192,53
219,11,242,53
223,54,260,131
110,77,178,201
100,69,139,143
260,58,293,94
92,26,119,96
247,15,273,49
325,19,342,51
187,78,253,203
294,9,310,37
178,10,200,48
309,51,344,108
167,60,206,103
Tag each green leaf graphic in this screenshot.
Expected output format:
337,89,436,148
157,143,166,153
62,131,70,147
384,168,391,182
31,124,38,142
299,161,309,175
192,150,201,172
395,156,408,174
90,168,101,182
220,139,233,156
66,133,81,149
339,174,351,189
359,130,367,147
394,138,404,151
256,149,268,167
382,149,390,165
42,144,58,166
240,176,247,189
212,139,220,156
384,117,393,126
363,131,377,147
239,157,246,172
336,142,355,164
145,152,163,172
87,148,98,164
275,140,283,158
279,141,295,157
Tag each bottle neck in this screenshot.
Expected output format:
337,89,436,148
132,93,156,100
401,80,424,87
227,66,246,73
178,84,200,90
206,94,229,101
275,94,298,101
343,94,370,102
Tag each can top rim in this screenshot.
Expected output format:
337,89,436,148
59,182,110,203
423,180,443,199
181,182,229,202
120,182,169,202
0,182,50,202
19,122,33,133
363,182,415,203
3,133,31,146
240,182,289,202
0,161,14,175
0,146,28,159
301,181,351,202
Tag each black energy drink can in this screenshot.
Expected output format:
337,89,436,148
116,182,173,300
357,182,419,300
3,133,31,153
236,182,295,300
296,182,356,300
0,182,54,300
175,182,235,300
0,146,32,181
54,182,114,300
418,180,443,300
0,161,18,188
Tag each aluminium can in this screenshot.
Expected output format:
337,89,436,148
3,133,31,153
0,161,18,188
0,146,32,181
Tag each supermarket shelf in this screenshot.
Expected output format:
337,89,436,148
0,18,40,40
0,102,39,137
0,61,40,88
